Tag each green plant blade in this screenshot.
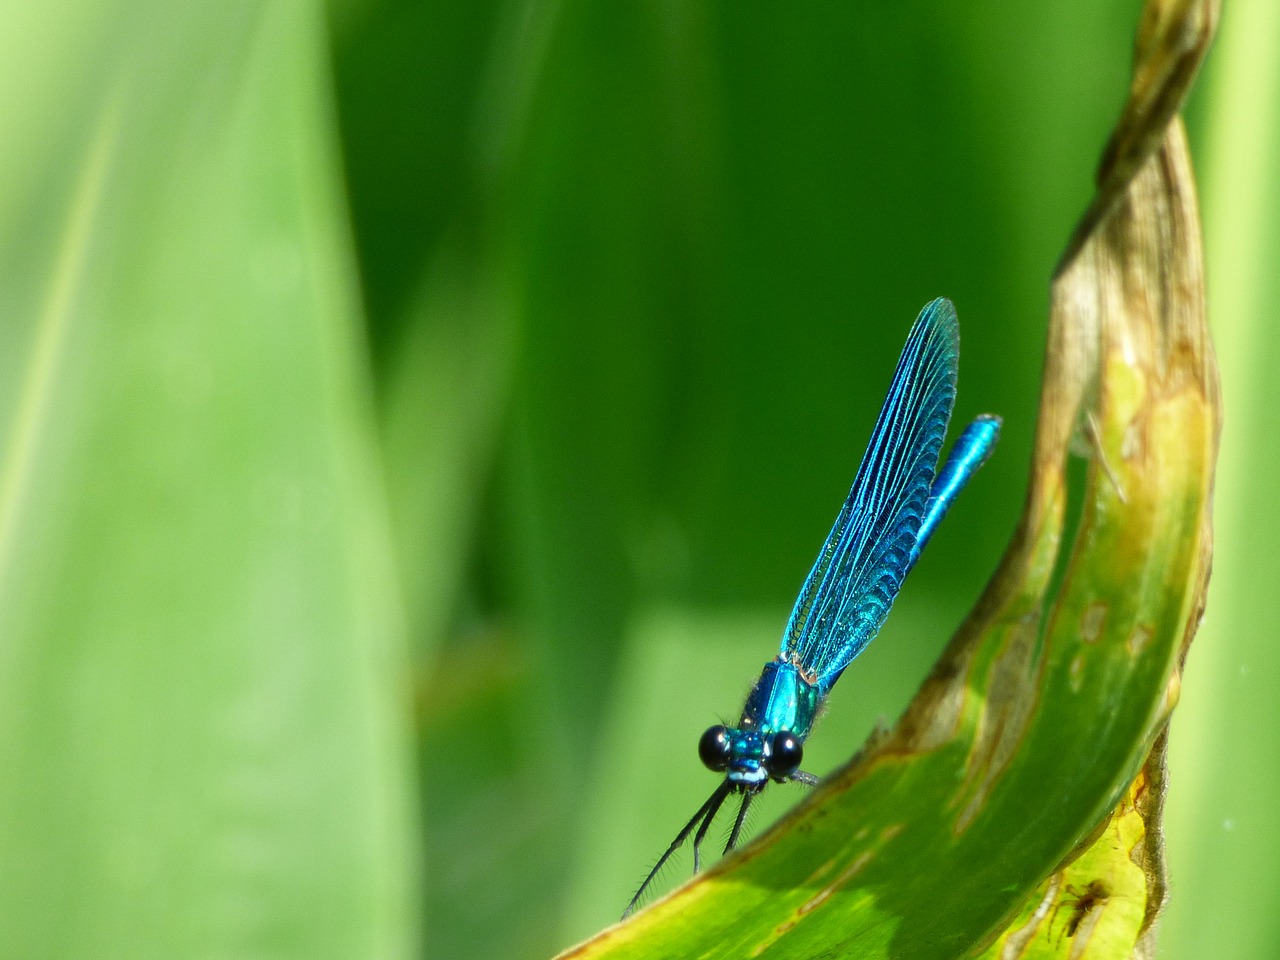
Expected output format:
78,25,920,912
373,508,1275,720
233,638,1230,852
556,2,1220,957
971,738,1166,959
0,3,418,957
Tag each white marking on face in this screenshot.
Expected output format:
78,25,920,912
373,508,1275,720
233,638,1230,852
728,766,769,785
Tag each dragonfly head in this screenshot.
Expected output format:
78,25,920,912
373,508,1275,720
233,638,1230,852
698,724,804,788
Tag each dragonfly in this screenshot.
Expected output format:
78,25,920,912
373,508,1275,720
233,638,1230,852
623,297,1001,918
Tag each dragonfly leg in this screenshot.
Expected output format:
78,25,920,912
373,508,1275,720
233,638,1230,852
724,791,754,854
623,780,731,919
690,787,727,874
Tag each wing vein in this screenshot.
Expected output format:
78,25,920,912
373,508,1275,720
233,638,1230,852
779,299,959,687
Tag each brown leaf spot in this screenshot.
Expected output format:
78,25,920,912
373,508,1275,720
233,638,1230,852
1081,602,1108,644
1069,654,1086,692
1128,623,1154,657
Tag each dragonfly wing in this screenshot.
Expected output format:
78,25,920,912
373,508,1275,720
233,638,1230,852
780,298,959,689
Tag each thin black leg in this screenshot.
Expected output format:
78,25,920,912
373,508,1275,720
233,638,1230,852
690,786,729,874
622,781,732,919
724,790,754,854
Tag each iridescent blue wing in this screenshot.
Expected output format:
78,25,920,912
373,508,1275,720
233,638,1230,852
780,298,959,690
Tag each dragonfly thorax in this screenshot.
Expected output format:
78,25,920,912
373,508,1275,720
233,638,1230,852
696,659,822,788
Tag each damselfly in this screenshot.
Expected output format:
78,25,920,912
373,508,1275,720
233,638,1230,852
624,298,1001,917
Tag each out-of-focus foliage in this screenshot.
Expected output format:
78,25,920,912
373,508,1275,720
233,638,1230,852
1164,2,1280,959
0,1,1272,959
0,3,418,958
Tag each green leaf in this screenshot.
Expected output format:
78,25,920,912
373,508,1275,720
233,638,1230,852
971,743,1164,959
0,3,419,957
555,2,1220,957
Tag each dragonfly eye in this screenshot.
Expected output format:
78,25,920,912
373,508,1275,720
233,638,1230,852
767,732,803,779
698,725,732,772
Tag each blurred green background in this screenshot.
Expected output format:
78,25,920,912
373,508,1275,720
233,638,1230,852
0,1,1274,959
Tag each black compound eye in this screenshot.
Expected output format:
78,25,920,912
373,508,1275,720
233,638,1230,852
698,725,732,772
767,732,803,779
